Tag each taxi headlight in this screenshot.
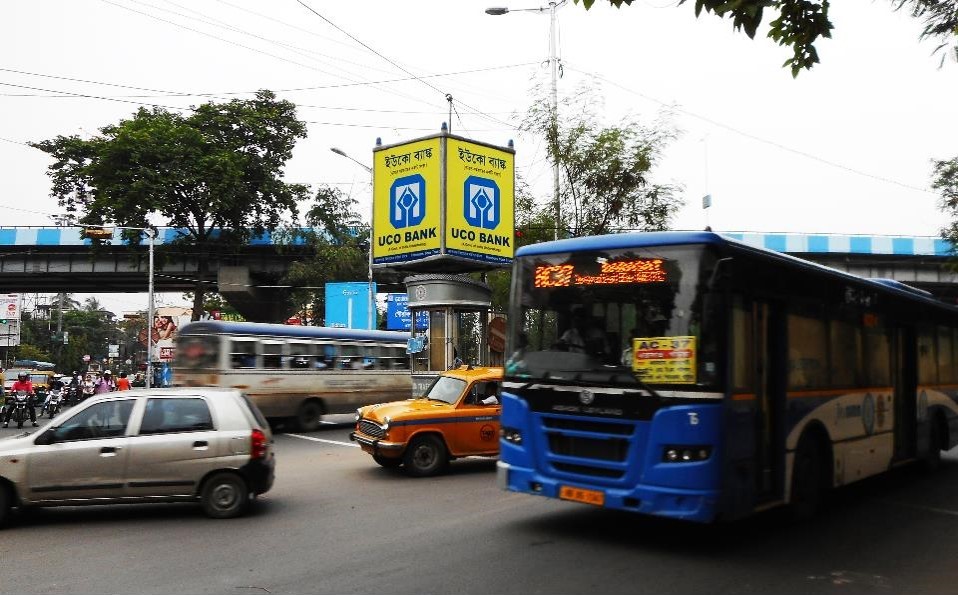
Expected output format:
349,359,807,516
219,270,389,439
354,408,362,422
382,416,391,431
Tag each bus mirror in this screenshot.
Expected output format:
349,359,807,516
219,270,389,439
707,257,733,290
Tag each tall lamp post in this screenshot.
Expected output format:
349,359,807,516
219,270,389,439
330,147,376,330
487,0,564,240
85,225,156,388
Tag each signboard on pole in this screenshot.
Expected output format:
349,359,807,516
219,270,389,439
372,133,515,271
325,282,376,330
0,294,20,321
385,293,429,331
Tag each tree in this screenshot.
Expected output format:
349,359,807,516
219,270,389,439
934,156,958,252
579,0,958,76
520,82,682,239
32,90,310,321
281,185,370,324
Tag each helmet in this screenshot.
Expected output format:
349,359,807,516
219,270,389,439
103,369,112,375
18,371,27,380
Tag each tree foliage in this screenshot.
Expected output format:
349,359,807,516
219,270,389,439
520,82,682,239
31,90,310,320
934,156,958,252
578,0,958,76
281,185,370,324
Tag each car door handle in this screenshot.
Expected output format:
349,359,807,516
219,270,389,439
100,446,120,456
192,440,209,449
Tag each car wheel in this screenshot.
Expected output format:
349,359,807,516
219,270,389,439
296,401,323,432
200,472,250,519
373,454,402,468
0,485,12,528
403,435,449,477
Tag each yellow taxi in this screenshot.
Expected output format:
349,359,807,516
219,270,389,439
350,366,503,476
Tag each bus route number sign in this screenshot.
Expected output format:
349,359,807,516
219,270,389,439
632,336,697,385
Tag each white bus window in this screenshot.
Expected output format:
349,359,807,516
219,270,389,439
382,346,410,370
338,343,361,369
288,342,315,369
262,342,284,369
315,344,335,369
363,346,383,369
230,340,257,369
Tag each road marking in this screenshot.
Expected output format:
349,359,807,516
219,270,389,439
285,433,359,448
881,500,958,517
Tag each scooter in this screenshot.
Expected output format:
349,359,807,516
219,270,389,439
43,388,63,419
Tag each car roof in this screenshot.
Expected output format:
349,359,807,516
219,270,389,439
441,366,503,381
83,387,243,402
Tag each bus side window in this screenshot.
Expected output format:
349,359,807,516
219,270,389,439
788,313,827,390
288,342,314,369
363,346,382,370
262,342,283,369
230,340,257,369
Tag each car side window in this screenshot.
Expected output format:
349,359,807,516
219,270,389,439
57,400,135,442
139,398,214,435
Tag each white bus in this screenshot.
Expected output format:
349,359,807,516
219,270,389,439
173,321,411,430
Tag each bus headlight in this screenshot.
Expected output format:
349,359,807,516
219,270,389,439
500,427,522,444
663,446,711,462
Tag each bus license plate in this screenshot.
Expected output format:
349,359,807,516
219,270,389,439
559,485,605,506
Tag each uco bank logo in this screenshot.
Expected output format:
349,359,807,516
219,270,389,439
464,176,500,230
389,174,426,229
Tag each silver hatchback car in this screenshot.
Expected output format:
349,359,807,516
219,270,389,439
0,387,275,525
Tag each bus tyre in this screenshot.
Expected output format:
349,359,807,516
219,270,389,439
790,435,826,520
373,454,402,468
296,401,323,432
403,435,449,477
201,472,250,519
922,417,944,472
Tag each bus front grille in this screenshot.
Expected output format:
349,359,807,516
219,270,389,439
547,434,629,462
553,462,625,479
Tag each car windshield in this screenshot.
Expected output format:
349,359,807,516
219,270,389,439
424,376,467,404
506,244,721,389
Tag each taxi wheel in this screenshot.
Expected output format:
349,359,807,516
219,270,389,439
0,485,10,527
403,435,449,477
373,454,402,468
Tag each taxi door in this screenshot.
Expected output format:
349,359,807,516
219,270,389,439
449,380,501,456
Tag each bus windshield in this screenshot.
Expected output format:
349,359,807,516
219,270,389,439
506,244,721,389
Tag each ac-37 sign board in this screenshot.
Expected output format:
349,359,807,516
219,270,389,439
372,133,515,269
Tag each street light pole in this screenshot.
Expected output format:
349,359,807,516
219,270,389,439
330,147,376,330
487,1,563,240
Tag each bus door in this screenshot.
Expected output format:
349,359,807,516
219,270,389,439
754,301,786,501
892,326,917,461
729,298,786,507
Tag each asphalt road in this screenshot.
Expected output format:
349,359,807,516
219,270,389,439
2,418,958,595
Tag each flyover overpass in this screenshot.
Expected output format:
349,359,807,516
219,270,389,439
0,227,955,320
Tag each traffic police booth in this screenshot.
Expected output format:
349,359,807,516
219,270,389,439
371,129,515,396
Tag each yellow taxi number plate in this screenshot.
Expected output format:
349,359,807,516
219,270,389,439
559,485,605,507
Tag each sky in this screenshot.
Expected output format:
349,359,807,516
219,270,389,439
2,0,957,316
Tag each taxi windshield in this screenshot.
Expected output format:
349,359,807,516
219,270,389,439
424,376,467,404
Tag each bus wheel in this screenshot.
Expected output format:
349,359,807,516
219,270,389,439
922,416,944,472
790,434,826,520
403,435,449,477
373,454,402,468
296,401,323,432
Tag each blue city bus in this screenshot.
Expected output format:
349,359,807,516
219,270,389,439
497,231,958,522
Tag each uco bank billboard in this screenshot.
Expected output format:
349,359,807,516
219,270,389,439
372,133,514,270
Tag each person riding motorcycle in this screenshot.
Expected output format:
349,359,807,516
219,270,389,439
81,374,96,401
3,371,38,428
41,373,66,413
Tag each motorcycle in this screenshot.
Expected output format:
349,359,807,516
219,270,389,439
9,390,32,430
43,388,63,419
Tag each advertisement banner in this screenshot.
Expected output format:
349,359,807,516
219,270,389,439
0,294,20,321
150,307,192,362
631,336,697,385
372,137,442,265
444,138,515,264
325,282,376,329
385,293,429,331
